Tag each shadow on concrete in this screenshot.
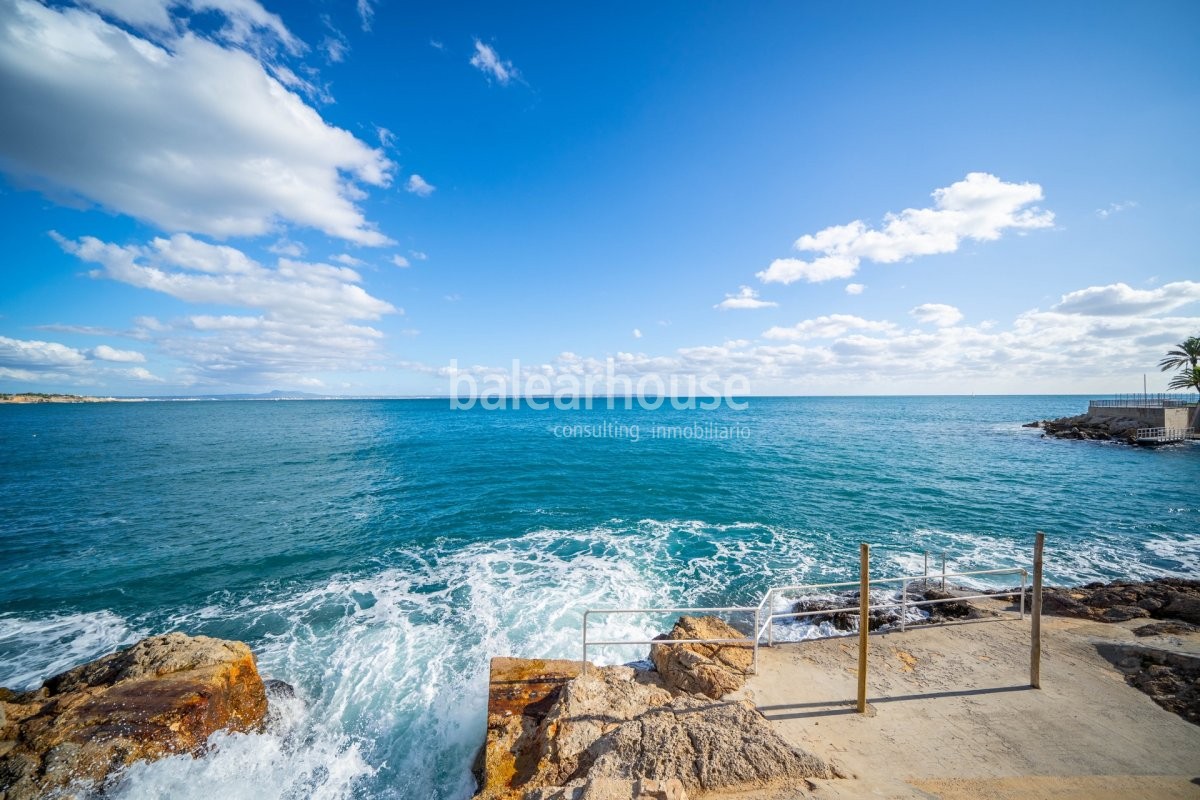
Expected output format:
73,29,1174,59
757,684,1032,720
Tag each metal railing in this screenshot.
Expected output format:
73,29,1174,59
1135,427,1193,442
759,567,1026,646
580,562,1028,675
581,605,760,674
1088,394,1196,409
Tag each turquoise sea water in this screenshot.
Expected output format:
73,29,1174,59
1,396,1197,798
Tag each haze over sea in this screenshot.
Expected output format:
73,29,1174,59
1,396,1197,799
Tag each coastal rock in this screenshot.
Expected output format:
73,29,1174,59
476,657,586,800
529,776,687,800
1032,413,1141,443
1134,621,1200,637
578,696,840,793
648,616,752,699
1008,578,1200,625
530,666,672,787
1098,644,1200,725
0,633,268,800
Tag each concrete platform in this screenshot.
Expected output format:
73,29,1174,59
734,601,1200,799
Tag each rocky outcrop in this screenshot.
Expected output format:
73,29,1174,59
1098,644,1200,725
0,633,269,800
480,645,839,799
1026,413,1148,442
648,617,752,699
529,666,672,788
1003,578,1200,624
790,587,992,635
572,696,840,793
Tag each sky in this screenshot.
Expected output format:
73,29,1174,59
1,0,1198,397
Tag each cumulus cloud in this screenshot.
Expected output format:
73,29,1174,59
410,250,428,261
391,255,410,268
757,173,1054,284
845,283,865,295
0,0,394,245
633,328,643,339
92,344,147,362
714,286,778,310
0,336,88,368
470,39,518,85
1051,281,1200,317
441,277,1199,395
55,232,399,386
405,174,436,197
762,314,899,341
910,303,964,327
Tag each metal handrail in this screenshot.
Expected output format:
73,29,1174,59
582,605,760,674
580,565,1029,674
1135,426,1192,441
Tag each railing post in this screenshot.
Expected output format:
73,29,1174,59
1020,569,1026,621
1031,532,1044,689
857,543,870,714
900,581,907,632
582,611,589,674
923,551,929,589
753,606,760,674
767,589,775,647
941,552,946,591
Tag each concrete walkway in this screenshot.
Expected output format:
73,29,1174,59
734,601,1200,799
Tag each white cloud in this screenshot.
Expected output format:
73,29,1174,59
429,39,444,51
82,0,304,54
431,277,1200,396
0,0,394,245
757,173,1054,284
405,174,436,197
268,239,305,257
126,366,163,381
92,344,146,362
356,0,375,31
410,250,428,261
470,39,518,85
55,232,399,386
762,314,899,341
0,336,88,368
332,253,365,266
390,255,410,268
910,303,964,327
444,293,461,302
632,328,643,339
1096,200,1137,219
714,286,778,310
321,34,348,63
845,283,865,295
1051,281,1200,317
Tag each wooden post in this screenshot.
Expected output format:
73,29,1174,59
1031,531,1044,689
857,542,870,714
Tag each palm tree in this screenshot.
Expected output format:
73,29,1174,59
1169,366,1200,430
1158,335,1200,373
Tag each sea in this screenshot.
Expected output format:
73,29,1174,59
1,396,1197,798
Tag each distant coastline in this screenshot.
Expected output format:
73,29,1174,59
0,393,120,404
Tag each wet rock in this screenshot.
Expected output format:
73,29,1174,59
649,616,752,699
922,589,990,622
0,633,268,800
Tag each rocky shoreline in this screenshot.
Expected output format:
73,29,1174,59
0,632,280,799
1022,412,1145,442
3,578,1198,799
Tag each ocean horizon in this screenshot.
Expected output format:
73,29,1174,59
2,396,1197,798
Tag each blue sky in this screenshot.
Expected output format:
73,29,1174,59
1,0,1198,395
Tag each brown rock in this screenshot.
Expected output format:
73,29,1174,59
580,697,840,793
0,633,268,800
530,666,671,788
476,657,586,800
649,616,752,699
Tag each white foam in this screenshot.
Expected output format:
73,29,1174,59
0,610,143,691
